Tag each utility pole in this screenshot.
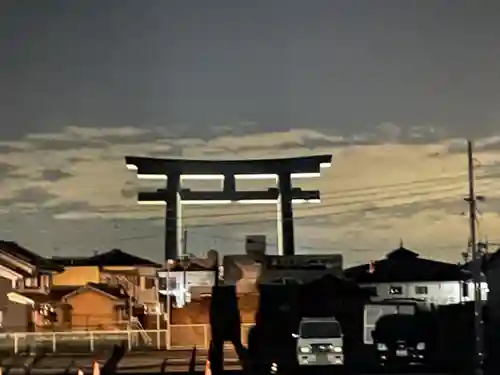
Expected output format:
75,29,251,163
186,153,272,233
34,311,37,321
182,228,188,256
466,140,484,375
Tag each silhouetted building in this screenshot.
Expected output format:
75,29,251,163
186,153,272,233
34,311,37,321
344,245,485,305
465,248,500,320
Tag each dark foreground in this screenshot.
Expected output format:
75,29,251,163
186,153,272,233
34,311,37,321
0,350,460,375
1,349,241,374
0,347,483,375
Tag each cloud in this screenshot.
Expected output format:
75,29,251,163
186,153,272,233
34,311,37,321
13,187,58,206
446,136,500,154
2,124,500,264
0,162,17,178
40,169,73,182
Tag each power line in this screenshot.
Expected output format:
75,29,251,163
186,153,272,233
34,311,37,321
126,175,497,223
54,171,495,224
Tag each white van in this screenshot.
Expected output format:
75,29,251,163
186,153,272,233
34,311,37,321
294,316,344,366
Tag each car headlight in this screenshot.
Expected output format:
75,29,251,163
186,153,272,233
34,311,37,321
376,343,388,351
300,346,312,353
416,342,426,350
270,362,278,374
328,345,342,353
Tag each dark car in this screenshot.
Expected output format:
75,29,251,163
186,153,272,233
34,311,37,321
372,314,430,370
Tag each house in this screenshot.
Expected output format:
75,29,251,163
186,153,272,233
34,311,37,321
344,245,487,306
5,248,161,331
50,248,162,314
0,241,63,331
10,283,130,330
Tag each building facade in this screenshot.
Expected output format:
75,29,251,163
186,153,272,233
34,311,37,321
0,241,63,331
0,260,31,331
358,280,488,305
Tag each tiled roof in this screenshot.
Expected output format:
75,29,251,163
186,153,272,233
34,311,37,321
85,282,128,299
52,248,161,268
19,286,78,304
344,246,470,283
0,241,63,272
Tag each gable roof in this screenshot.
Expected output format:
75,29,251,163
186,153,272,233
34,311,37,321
52,248,162,268
0,241,63,272
17,286,79,304
13,283,129,305
344,246,470,283
62,282,128,301
0,257,31,277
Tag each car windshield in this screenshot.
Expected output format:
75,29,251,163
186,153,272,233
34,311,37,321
375,315,423,342
299,321,342,338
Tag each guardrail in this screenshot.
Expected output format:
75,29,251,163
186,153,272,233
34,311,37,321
0,324,254,354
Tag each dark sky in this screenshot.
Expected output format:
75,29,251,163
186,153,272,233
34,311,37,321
2,0,500,139
2,1,500,263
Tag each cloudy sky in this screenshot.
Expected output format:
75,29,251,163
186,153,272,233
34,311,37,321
1,0,500,266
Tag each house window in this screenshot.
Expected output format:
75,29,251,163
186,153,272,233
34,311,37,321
362,286,378,296
145,277,155,289
24,277,39,289
415,285,428,295
39,304,57,325
389,285,403,295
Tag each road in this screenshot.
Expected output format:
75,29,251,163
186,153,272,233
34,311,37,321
1,349,241,374
0,350,464,374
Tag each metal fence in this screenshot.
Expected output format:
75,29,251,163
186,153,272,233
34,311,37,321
0,324,254,354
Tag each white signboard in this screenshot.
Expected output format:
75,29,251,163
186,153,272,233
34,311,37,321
157,270,216,293
157,270,216,307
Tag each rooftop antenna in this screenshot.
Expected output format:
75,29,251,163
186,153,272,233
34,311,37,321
399,238,404,248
